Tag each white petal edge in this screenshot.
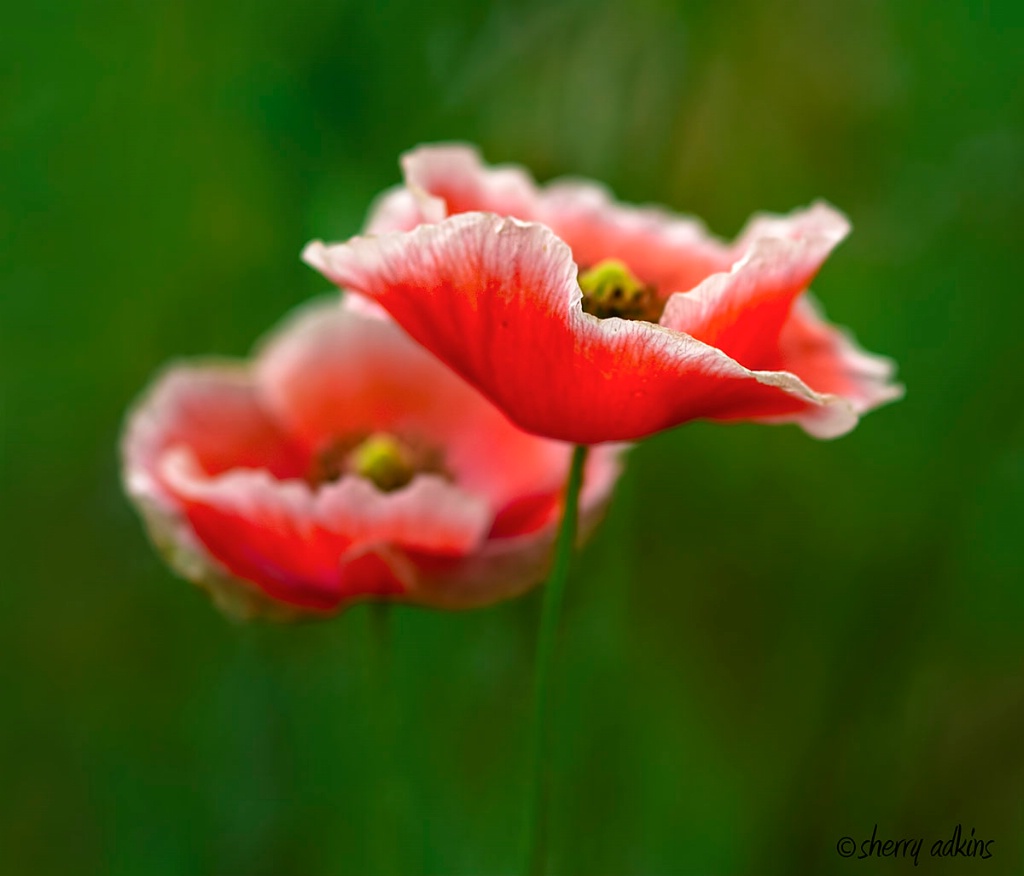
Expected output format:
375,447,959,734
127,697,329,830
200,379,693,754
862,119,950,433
160,448,493,557
304,212,893,441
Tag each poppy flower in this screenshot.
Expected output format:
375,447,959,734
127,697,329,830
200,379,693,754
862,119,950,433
304,144,902,444
121,298,622,619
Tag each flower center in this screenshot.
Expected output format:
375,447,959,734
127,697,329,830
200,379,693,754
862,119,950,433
347,433,415,491
578,259,661,321
310,432,445,492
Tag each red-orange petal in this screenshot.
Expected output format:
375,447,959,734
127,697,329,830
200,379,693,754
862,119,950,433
400,143,538,224
660,203,851,368
123,302,627,615
408,443,623,608
160,449,489,610
386,144,736,298
253,298,592,520
773,296,903,424
123,353,496,613
305,213,893,443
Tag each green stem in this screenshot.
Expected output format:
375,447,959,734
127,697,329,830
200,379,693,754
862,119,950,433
522,444,589,876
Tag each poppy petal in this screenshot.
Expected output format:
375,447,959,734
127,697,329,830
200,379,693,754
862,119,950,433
121,367,315,615
253,297,481,454
397,143,736,299
660,202,850,367
160,448,491,609
401,142,538,222
305,212,876,442
122,364,306,506
536,179,735,299
409,443,623,608
365,185,427,234
255,297,596,520
775,296,905,419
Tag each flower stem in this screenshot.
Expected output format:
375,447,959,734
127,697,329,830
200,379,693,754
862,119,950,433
522,443,589,876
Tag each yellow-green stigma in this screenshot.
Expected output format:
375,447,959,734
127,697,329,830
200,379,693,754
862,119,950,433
578,259,659,321
347,433,415,492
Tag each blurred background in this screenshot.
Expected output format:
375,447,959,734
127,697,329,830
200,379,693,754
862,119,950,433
2,0,1022,873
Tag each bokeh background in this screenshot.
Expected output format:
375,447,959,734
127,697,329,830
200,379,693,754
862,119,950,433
2,0,1022,873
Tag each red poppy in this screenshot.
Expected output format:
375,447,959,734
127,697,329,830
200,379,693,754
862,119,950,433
121,299,622,619
304,144,902,444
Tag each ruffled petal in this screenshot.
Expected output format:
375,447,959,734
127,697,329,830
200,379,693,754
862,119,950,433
121,365,312,616
536,179,735,300
315,473,491,555
305,212,879,443
660,202,850,367
255,297,589,526
364,185,428,235
121,364,307,526
123,353,501,613
160,450,374,610
160,449,492,610
123,364,306,483
254,297,476,453
407,442,624,608
775,296,905,421
396,143,735,299
124,482,311,621
486,441,625,538
123,293,629,615
400,143,539,224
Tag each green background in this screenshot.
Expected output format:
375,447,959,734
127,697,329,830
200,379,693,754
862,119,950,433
2,0,1022,873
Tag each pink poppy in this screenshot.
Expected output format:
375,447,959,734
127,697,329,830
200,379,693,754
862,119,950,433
304,144,902,444
121,299,622,619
